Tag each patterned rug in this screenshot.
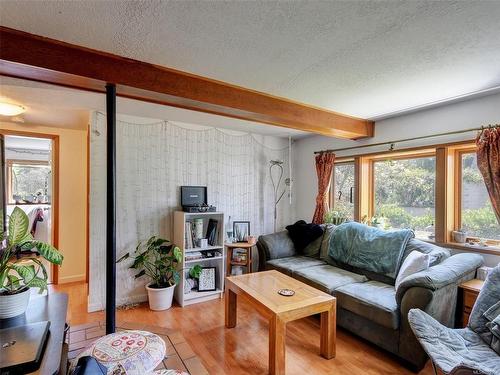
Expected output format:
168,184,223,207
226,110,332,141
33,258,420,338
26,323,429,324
67,321,208,374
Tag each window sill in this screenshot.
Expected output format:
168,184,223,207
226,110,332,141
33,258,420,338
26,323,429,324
437,241,500,256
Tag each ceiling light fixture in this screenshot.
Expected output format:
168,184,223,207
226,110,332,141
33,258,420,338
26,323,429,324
0,102,26,116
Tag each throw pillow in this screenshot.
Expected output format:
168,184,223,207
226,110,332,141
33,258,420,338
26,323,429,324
285,220,324,253
395,250,430,291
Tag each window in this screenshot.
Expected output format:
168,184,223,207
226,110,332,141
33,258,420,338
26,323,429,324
460,152,500,240
7,160,51,204
331,162,355,220
373,156,436,240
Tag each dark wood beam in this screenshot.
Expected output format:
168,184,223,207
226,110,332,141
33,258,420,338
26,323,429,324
0,26,374,139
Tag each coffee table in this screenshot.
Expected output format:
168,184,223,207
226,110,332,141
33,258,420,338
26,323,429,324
225,270,336,375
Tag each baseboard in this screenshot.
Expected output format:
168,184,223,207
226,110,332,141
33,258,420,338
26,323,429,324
87,293,148,313
58,274,86,284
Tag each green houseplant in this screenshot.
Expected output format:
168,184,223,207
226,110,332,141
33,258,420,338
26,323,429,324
0,207,63,318
117,235,181,311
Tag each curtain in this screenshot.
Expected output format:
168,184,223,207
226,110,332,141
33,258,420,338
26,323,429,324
88,112,292,311
476,127,500,223
312,152,335,224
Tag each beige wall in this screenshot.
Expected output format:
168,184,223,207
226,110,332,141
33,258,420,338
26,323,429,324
1,122,88,283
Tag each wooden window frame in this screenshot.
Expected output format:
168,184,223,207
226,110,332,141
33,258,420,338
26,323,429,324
327,140,499,255
6,159,51,204
330,159,355,211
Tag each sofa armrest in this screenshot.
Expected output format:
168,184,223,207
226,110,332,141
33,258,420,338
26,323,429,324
396,253,483,305
256,231,296,270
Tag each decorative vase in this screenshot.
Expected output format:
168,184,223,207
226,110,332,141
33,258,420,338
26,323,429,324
0,288,31,319
145,283,175,311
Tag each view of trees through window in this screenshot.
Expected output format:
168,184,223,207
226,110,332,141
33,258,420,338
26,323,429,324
374,156,436,239
461,153,500,240
332,163,355,220
10,163,51,203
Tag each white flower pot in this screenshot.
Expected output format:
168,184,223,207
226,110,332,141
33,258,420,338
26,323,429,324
0,288,31,319
146,283,175,311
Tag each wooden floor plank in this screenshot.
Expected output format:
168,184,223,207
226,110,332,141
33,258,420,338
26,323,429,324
52,282,433,375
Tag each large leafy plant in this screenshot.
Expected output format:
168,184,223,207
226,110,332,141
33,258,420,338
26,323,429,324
0,207,63,295
117,236,182,288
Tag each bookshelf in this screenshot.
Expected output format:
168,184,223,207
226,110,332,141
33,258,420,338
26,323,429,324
173,211,225,306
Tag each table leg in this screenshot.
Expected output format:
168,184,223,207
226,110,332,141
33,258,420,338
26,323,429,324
320,304,336,359
225,288,237,328
269,315,286,375
226,247,232,276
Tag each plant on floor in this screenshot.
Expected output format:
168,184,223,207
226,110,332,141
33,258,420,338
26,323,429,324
117,235,182,288
0,207,63,296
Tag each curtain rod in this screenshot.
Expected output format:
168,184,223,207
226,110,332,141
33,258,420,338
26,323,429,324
314,124,499,154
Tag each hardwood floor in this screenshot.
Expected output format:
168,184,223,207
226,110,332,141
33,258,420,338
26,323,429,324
51,282,434,375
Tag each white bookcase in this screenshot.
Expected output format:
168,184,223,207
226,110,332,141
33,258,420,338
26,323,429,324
173,211,225,306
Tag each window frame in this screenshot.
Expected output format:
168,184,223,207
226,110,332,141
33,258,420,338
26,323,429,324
370,151,437,225
6,159,51,205
326,140,499,254
330,159,356,214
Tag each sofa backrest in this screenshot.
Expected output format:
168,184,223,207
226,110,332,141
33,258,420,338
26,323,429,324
257,231,296,260
401,238,450,267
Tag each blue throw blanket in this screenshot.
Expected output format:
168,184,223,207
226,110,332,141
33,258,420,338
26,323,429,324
328,222,414,279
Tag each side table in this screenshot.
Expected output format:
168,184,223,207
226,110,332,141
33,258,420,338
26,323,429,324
457,279,484,327
225,242,255,276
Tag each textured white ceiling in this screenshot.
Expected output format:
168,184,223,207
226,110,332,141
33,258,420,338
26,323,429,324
1,1,500,119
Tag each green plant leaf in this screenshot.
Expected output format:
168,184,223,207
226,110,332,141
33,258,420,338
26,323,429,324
7,274,21,290
116,252,130,263
173,247,182,263
10,263,36,281
134,269,146,279
8,207,30,245
28,277,48,293
32,241,63,265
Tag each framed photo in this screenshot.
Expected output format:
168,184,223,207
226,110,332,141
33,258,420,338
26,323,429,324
233,221,250,242
198,267,216,292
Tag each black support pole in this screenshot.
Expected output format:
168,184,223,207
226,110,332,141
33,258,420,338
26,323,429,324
105,84,116,334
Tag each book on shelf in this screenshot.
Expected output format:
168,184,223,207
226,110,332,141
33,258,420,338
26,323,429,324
232,248,248,262
206,219,218,246
185,251,203,261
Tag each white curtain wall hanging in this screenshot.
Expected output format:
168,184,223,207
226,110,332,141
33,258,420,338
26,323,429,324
88,112,293,311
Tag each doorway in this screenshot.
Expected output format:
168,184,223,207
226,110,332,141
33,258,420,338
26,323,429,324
3,134,58,283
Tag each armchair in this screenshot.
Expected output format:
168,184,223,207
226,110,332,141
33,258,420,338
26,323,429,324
408,265,500,375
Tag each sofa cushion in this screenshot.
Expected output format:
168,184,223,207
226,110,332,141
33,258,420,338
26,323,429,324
402,238,450,267
294,265,368,294
266,256,326,276
258,231,296,260
336,281,399,329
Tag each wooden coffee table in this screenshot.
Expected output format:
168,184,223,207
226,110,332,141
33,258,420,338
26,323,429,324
225,270,336,375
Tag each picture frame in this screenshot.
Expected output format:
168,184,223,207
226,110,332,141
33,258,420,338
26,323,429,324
198,267,216,292
233,221,250,242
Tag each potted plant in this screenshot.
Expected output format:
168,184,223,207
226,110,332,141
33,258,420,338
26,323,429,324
117,236,181,311
0,207,63,319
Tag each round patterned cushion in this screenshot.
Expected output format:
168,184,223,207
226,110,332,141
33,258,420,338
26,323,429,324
76,330,166,374
154,371,189,375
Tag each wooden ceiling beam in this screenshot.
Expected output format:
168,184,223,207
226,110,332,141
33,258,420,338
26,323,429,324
0,27,374,139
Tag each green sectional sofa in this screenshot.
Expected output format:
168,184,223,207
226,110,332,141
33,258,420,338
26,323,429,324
256,224,484,371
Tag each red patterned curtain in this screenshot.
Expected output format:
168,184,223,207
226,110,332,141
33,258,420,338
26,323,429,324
312,152,336,224
476,126,500,224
